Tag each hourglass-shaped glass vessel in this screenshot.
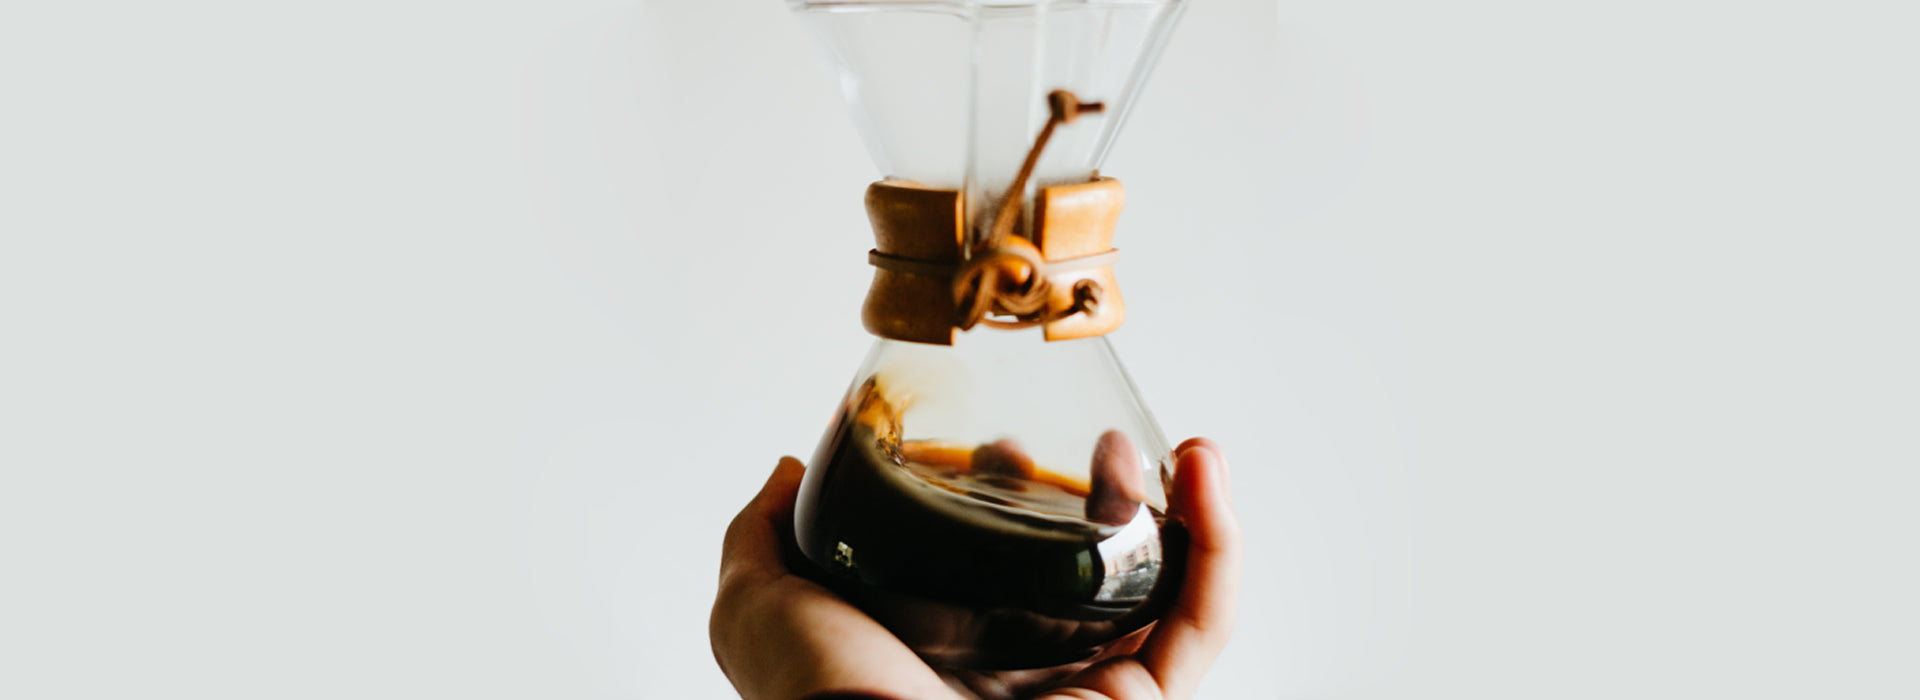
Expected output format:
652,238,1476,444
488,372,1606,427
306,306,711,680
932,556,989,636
788,0,1187,671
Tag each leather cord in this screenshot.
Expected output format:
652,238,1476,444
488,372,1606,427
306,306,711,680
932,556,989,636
952,89,1110,331
867,248,1119,279
868,246,1117,332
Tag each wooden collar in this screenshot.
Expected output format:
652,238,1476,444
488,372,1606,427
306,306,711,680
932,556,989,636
860,176,1127,345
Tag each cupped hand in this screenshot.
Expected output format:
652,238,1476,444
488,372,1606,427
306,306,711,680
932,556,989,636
710,438,1239,700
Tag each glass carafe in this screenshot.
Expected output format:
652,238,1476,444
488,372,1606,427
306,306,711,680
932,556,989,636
788,0,1187,671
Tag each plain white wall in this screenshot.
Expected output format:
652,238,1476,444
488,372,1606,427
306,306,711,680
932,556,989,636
2,1,1915,698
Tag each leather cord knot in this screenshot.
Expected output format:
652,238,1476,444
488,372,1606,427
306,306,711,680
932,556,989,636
955,89,1106,331
953,236,1047,329
948,238,1116,331
857,89,1128,344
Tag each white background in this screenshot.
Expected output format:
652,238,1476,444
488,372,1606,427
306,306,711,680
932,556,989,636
3,1,1916,698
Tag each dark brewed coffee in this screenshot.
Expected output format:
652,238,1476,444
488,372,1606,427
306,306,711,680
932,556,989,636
793,379,1184,670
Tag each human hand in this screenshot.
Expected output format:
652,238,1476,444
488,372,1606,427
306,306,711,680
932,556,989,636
709,454,957,700
709,438,1239,700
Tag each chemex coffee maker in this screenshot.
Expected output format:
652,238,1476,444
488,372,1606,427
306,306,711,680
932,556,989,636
785,0,1189,671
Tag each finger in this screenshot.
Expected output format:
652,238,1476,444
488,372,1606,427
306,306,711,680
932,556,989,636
719,457,808,586
752,455,808,527
1174,437,1229,494
1137,441,1240,699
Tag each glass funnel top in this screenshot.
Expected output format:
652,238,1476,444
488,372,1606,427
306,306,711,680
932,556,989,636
792,0,1184,241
